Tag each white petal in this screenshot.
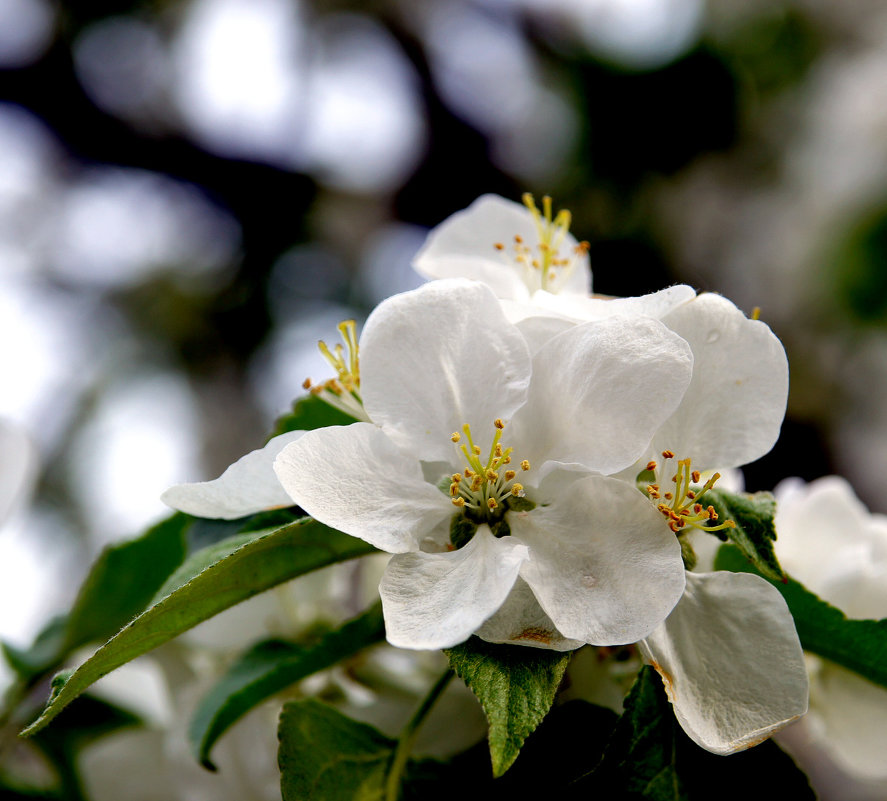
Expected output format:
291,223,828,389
412,194,592,299
379,525,528,649
530,284,697,324
513,475,686,645
814,661,887,779
639,571,808,754
512,316,693,474
653,293,789,468
359,279,532,462
161,431,304,519
273,423,450,553
775,476,887,619
475,577,584,651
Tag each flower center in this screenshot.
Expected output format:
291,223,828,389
493,193,589,293
448,419,531,521
644,451,736,535
302,320,367,421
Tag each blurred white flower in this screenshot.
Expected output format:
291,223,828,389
773,476,887,800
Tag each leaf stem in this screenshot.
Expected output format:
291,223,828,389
384,668,453,801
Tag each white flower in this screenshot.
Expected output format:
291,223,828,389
412,194,592,301
271,279,694,651
516,285,807,754
412,192,807,751
772,476,887,796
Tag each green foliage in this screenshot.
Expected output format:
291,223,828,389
575,667,815,800
277,699,446,801
20,518,376,737
191,601,385,770
584,666,686,798
706,488,785,582
3,514,188,680
267,393,358,441
444,637,573,777
716,544,887,689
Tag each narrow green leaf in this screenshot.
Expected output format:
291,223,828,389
21,519,376,737
707,488,785,582
715,544,887,689
277,699,446,801
267,394,357,441
577,666,815,800
2,514,188,680
191,601,385,770
444,637,572,777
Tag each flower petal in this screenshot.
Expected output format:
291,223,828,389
379,525,528,649
161,431,304,519
512,475,686,645
359,279,532,462
639,571,808,755
813,661,887,779
273,423,450,553
652,293,789,468
412,194,591,300
512,316,693,474
475,577,584,651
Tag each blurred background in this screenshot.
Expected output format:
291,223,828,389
2,0,886,673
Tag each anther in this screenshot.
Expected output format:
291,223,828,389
505,470,516,481
452,473,462,483
662,450,675,459
494,242,505,251
472,445,481,455
488,498,498,510
302,378,312,390
452,497,466,507
511,483,524,497
691,470,701,483
451,432,461,443
494,418,505,429
521,460,530,471
646,461,657,471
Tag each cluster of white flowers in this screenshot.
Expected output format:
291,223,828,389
164,193,810,756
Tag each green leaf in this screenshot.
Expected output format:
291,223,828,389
578,666,815,801
63,514,189,651
585,666,686,799
267,393,357,441
191,601,385,770
277,699,446,801
706,488,785,582
444,637,573,777
21,519,376,737
278,698,394,801
715,544,887,689
3,514,188,680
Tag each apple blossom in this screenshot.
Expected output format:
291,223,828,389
271,278,694,651
772,476,887,798
412,194,592,301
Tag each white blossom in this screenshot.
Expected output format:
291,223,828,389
412,194,592,301
271,279,693,650
772,476,887,799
